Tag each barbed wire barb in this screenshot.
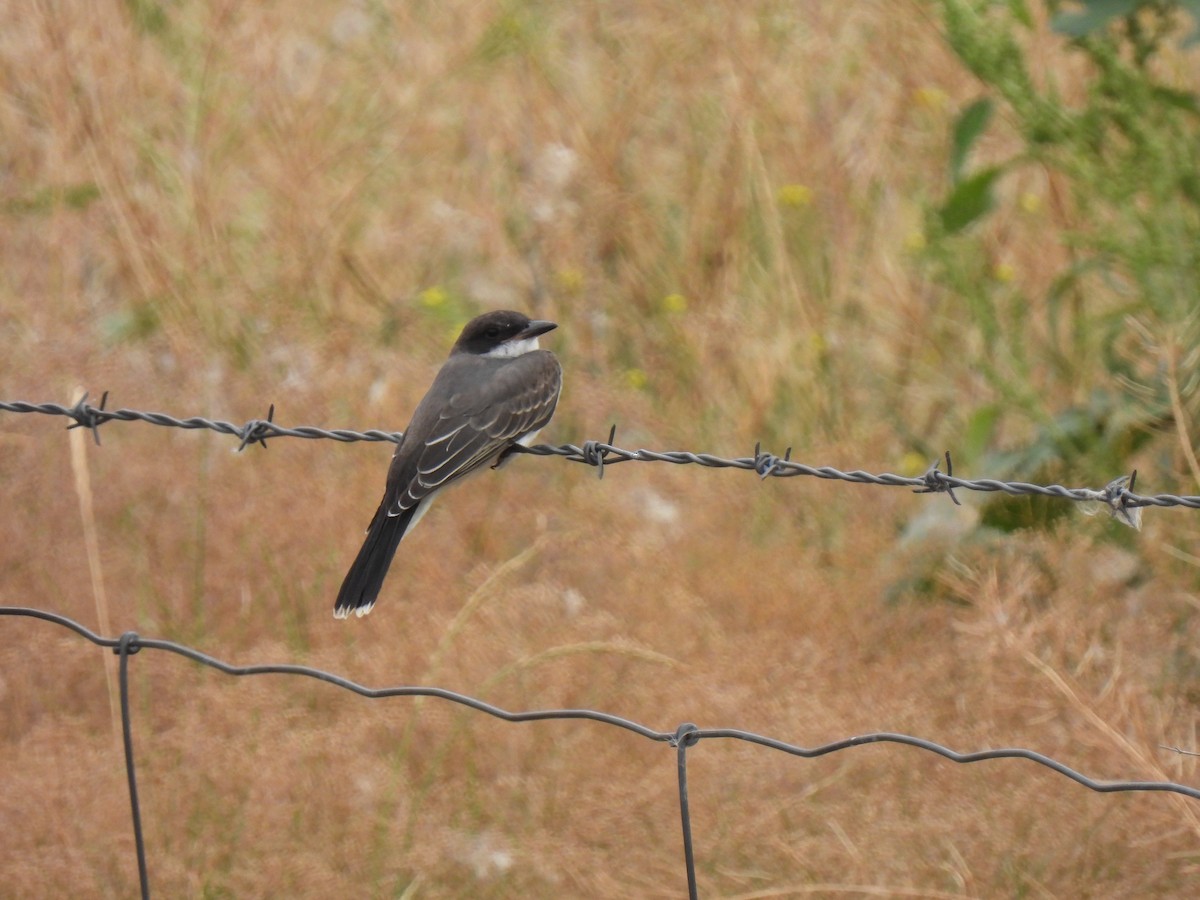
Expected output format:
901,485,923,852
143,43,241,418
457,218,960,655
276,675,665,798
753,442,794,480
1102,470,1143,530
915,450,962,506
580,423,618,480
65,390,110,445
236,403,276,451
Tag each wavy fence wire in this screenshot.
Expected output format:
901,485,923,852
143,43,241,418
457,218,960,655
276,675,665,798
4,394,1200,899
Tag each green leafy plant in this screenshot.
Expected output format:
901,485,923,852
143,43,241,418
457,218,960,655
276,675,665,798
925,0,1200,520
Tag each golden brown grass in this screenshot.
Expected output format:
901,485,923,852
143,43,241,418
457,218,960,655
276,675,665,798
4,0,1200,896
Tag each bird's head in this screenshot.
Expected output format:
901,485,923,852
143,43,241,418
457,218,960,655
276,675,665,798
452,310,558,358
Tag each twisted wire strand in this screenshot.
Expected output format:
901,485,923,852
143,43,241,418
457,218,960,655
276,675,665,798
2,396,1193,514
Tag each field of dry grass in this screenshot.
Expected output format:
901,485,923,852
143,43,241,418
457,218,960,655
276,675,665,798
4,0,1200,896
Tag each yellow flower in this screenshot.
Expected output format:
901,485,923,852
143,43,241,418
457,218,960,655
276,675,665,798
661,293,687,314
899,451,931,477
992,262,1016,282
554,268,584,294
624,368,648,390
419,285,447,308
777,184,813,208
913,86,948,112
1019,192,1041,214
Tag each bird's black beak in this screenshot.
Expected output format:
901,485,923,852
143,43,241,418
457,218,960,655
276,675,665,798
520,319,557,339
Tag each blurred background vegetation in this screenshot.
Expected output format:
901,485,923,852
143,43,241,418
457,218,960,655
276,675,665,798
4,0,1200,896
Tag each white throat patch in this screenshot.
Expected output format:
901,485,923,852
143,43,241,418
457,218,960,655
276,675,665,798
483,336,540,358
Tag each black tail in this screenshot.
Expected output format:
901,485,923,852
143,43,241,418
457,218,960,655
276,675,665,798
334,503,416,618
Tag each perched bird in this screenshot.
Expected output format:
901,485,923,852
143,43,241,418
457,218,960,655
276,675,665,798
334,309,562,618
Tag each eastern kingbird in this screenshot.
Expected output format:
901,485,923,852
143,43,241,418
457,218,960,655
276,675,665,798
334,309,562,618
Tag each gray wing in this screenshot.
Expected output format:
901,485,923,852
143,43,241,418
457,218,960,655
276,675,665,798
385,349,561,516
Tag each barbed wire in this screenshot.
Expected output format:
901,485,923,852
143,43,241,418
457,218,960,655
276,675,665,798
3,606,1198,900
4,395,1195,526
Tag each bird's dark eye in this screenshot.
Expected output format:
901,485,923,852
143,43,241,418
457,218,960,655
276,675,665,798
485,326,501,338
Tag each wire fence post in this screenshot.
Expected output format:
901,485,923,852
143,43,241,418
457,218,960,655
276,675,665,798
674,722,701,900
116,631,150,900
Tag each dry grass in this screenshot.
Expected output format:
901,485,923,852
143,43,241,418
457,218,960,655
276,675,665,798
3,0,1200,896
